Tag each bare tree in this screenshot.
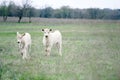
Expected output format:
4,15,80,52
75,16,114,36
1,0,8,22
17,6,23,23
27,7,35,23
16,0,32,23
22,0,32,23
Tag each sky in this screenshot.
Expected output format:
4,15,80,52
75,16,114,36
0,0,120,9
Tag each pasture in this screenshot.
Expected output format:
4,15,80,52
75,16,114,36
0,18,120,80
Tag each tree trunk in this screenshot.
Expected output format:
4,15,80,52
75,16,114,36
29,17,31,23
18,16,22,23
3,16,7,22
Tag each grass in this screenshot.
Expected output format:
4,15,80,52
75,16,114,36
0,18,120,80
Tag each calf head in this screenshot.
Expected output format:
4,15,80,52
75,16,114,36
42,28,52,38
16,32,25,44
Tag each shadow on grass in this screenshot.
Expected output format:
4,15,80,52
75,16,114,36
0,61,52,80
0,61,9,80
20,74,52,80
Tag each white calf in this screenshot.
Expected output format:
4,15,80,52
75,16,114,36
42,28,62,56
16,32,31,59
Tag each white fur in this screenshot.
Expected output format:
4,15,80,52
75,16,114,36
42,29,62,56
17,32,31,59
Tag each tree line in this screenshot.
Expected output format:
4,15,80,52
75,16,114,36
39,6,120,20
0,1,120,23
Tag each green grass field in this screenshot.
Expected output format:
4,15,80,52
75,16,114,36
0,18,120,80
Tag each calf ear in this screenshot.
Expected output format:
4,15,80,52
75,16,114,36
50,29,52,31
17,32,19,35
22,33,25,37
42,29,44,32
17,32,21,38
17,32,21,36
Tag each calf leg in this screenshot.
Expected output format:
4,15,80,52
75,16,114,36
22,49,27,59
56,43,62,56
45,47,51,56
27,45,31,58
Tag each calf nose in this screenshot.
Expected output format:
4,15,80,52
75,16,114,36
45,35,48,38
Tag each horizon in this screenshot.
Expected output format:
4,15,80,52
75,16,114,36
0,0,120,9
